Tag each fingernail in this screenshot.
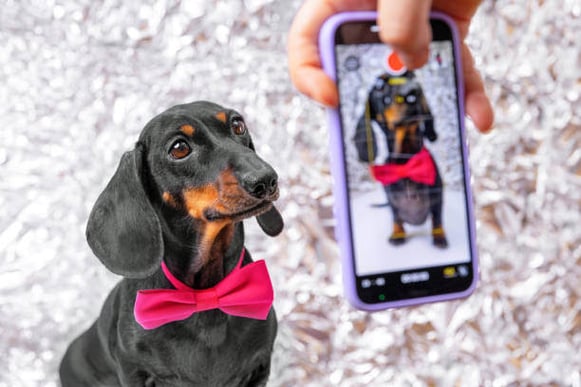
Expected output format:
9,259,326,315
398,47,429,70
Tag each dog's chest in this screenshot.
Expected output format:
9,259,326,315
387,180,432,225
125,311,276,384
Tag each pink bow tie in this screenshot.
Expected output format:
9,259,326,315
134,250,274,330
369,147,436,186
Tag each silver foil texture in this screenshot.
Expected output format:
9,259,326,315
0,0,579,385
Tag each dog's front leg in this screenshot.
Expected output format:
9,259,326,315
242,360,271,387
431,193,448,249
431,216,448,248
389,219,407,245
116,364,154,387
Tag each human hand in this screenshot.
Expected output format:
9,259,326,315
287,0,494,133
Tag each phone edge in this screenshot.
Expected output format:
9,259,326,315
319,11,479,312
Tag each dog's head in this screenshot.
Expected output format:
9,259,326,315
368,72,436,157
86,101,283,278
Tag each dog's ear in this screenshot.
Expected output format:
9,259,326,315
256,206,284,237
86,148,163,279
353,104,378,163
420,94,437,142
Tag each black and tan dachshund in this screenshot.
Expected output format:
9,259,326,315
59,101,283,386
354,71,448,248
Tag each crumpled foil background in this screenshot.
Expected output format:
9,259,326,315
0,0,579,385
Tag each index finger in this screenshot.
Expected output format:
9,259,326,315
377,0,433,69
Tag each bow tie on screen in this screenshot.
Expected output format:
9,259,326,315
134,249,273,330
370,147,436,186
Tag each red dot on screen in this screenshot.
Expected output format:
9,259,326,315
387,51,405,73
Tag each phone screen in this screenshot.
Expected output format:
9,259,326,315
334,19,477,305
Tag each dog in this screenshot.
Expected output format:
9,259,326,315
59,101,283,386
353,71,448,248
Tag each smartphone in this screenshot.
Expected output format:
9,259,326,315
319,12,478,310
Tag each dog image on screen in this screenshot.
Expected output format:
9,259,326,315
353,71,448,248
59,101,283,386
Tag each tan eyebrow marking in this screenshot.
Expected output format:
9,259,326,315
215,111,227,123
180,124,195,136
162,191,178,207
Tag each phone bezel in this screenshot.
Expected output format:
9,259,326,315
319,11,479,310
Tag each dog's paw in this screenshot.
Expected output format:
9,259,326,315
388,233,407,245
431,226,448,248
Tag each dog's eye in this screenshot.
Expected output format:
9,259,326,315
406,93,417,104
231,118,246,135
169,140,191,159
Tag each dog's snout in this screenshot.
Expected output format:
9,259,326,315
243,171,278,199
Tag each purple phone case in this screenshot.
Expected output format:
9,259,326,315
319,11,479,311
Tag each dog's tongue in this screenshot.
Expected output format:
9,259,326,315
256,206,283,237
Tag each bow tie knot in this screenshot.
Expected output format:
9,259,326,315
193,288,220,310
134,249,274,330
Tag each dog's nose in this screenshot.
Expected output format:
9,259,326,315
243,171,278,199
